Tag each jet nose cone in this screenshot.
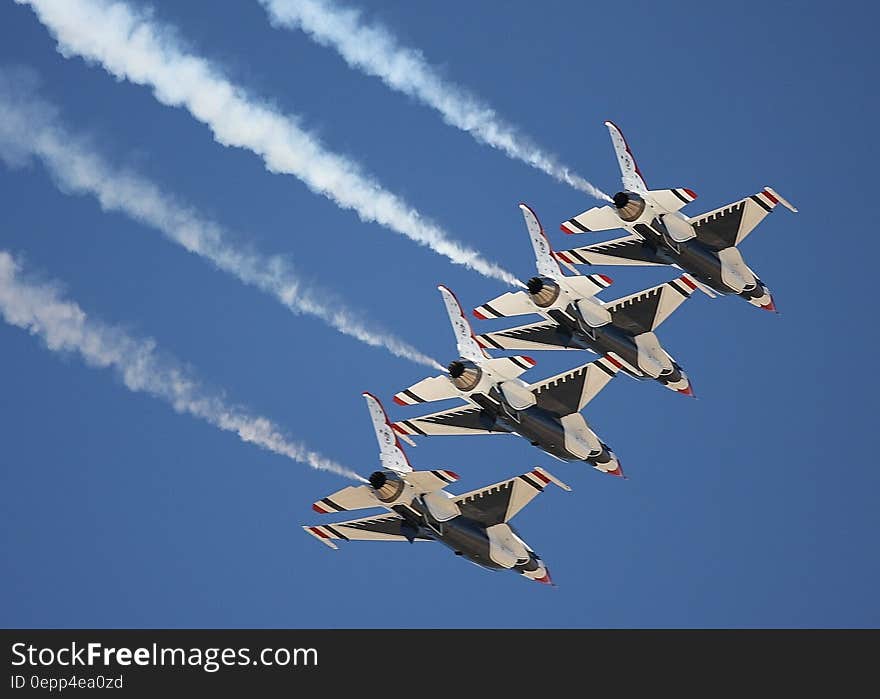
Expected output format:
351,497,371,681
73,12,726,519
677,383,696,398
535,571,553,585
599,458,626,478
591,449,627,478
761,297,778,313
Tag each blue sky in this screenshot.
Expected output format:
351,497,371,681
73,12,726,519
1,0,877,628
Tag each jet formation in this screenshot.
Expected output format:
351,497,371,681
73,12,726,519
304,121,796,583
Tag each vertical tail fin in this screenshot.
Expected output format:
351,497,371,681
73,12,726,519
362,392,412,473
437,285,489,362
519,203,562,278
605,120,648,194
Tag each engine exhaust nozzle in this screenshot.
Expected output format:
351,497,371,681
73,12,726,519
613,191,630,208
612,191,646,222
526,276,561,308
368,470,406,502
447,359,482,392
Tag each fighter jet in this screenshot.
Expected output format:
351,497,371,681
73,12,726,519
390,285,625,476
472,203,699,396
304,392,570,584
556,121,797,310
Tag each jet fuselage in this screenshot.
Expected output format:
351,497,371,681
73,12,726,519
390,498,547,580
540,305,688,390
467,388,617,470
630,218,771,306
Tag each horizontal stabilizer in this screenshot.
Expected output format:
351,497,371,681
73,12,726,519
473,290,536,320
405,469,460,493
474,275,611,320
649,188,698,212
561,205,622,234
480,355,536,378
563,273,613,298
393,375,458,406
312,484,379,515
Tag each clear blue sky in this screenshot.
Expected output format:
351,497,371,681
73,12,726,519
1,0,877,628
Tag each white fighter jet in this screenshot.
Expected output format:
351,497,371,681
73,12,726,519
556,121,797,310
391,286,625,477
304,392,570,584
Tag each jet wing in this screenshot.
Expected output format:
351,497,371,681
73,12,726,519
556,234,666,268
604,274,698,334
303,514,433,549
478,320,583,352
689,187,796,250
454,467,571,526
392,404,506,439
528,355,621,415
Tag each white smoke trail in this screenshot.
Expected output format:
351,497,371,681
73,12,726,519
259,0,611,202
0,70,443,371
16,0,519,286
0,251,363,481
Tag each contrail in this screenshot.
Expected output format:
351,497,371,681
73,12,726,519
0,250,363,481
16,0,519,286
259,0,611,202
0,69,443,371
